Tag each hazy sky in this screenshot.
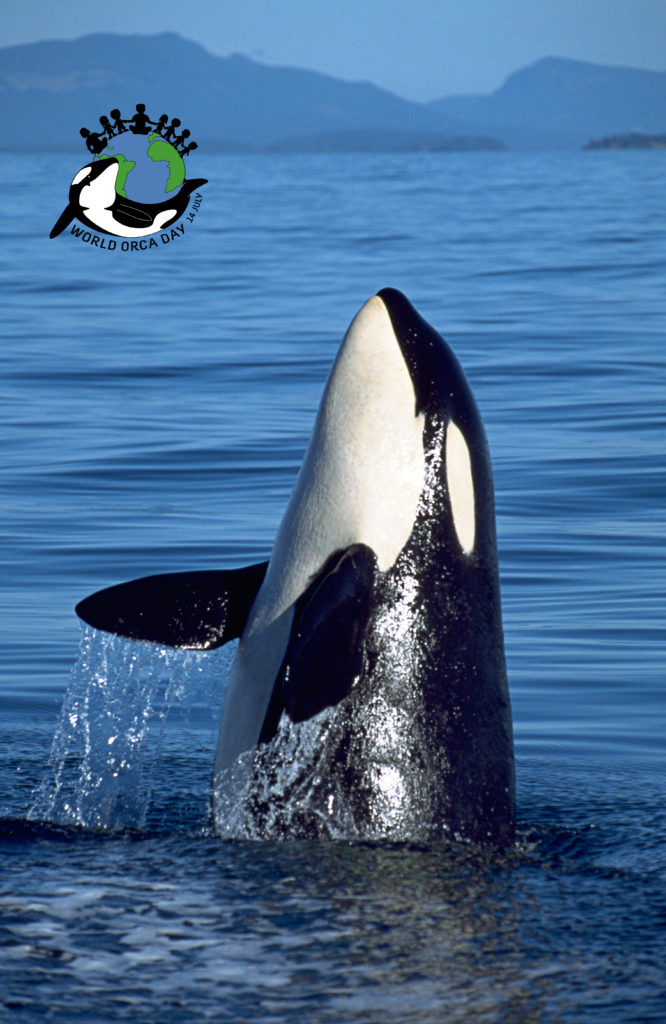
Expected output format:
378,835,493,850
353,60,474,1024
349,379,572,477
5,0,665,101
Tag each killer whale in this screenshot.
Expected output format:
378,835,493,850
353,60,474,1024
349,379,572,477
50,157,207,239
76,289,514,845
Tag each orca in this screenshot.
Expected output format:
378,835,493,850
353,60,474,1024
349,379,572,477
50,157,207,239
76,289,514,845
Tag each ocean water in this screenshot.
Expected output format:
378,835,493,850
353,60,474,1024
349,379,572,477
1,150,665,1021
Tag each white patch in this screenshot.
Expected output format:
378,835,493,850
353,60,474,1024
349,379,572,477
214,295,425,774
72,166,92,186
445,420,475,554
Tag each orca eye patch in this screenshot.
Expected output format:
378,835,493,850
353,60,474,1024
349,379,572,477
445,420,476,554
72,166,92,186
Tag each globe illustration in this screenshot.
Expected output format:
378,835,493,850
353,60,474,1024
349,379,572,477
96,132,185,205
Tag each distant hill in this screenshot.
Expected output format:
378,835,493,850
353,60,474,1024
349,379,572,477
584,132,666,150
429,57,666,149
1,35,664,152
0,32,487,153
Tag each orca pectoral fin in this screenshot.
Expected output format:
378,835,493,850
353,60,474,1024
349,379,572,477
75,562,268,649
260,544,377,743
112,201,155,227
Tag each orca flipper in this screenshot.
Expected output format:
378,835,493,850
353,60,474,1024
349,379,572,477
260,544,376,742
112,200,155,227
75,562,268,649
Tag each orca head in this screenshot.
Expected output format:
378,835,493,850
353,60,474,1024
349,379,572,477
270,290,427,586
50,158,120,238
274,286,490,587
74,158,120,216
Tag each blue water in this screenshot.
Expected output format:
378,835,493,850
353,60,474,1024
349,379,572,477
1,150,665,1021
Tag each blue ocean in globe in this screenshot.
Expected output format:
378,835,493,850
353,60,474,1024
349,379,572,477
97,130,185,203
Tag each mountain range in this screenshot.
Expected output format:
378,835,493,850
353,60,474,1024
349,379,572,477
1,32,665,152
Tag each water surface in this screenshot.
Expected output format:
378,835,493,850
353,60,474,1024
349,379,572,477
0,150,664,1022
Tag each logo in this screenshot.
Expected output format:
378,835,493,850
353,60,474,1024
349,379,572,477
50,103,208,250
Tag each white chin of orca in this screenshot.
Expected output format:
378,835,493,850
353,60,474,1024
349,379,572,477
261,292,426,617
79,163,118,214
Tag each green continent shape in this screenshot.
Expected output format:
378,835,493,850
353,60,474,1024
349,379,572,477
147,134,185,194
98,151,136,197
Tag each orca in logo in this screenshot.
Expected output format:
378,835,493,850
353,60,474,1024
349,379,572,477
50,157,207,239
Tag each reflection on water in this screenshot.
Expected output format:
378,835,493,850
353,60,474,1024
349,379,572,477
1,830,664,1023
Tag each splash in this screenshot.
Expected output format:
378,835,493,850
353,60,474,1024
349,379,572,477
212,706,341,840
211,695,434,842
29,627,235,831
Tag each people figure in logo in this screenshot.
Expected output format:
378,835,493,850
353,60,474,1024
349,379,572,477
80,106,198,156
129,103,152,134
80,127,107,155
99,115,115,140
163,117,181,143
173,128,190,152
110,109,126,135
153,114,169,136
